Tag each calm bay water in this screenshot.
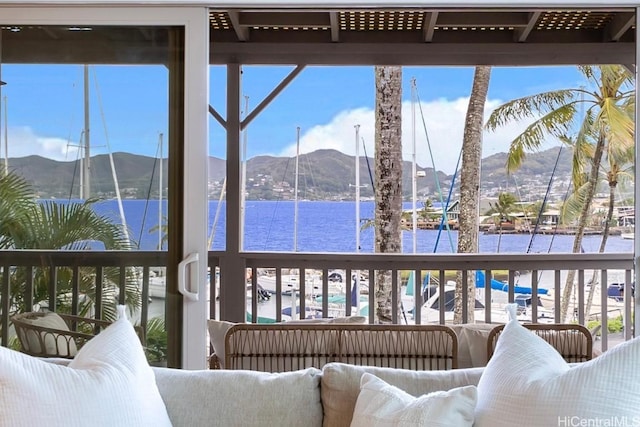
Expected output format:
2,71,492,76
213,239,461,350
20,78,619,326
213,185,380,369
91,199,634,254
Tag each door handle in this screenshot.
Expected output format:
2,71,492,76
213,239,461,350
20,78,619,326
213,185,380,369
178,252,199,301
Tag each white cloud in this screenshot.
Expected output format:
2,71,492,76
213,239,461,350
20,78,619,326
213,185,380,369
280,97,560,175
4,126,79,161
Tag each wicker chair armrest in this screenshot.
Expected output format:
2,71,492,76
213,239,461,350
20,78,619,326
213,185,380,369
11,312,112,358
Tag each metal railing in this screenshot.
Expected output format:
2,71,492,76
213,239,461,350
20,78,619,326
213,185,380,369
0,250,635,354
240,252,635,351
0,250,167,347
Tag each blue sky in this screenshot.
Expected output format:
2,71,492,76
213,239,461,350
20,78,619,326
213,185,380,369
2,64,584,174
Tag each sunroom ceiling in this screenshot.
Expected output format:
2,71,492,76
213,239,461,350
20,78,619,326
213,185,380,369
209,8,636,65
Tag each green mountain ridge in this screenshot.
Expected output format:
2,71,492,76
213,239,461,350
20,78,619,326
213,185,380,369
7,147,571,200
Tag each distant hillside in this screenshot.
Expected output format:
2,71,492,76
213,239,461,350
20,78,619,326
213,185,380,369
481,146,573,185
7,146,571,200
9,153,166,199
246,149,449,200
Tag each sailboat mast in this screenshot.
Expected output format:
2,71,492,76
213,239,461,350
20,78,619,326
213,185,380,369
293,126,300,252
82,64,91,199
158,132,163,250
354,124,361,253
0,32,6,176
354,124,361,313
411,78,418,254
3,96,7,176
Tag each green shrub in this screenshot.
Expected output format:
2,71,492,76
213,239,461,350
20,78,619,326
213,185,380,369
606,315,624,333
587,315,625,335
143,316,167,365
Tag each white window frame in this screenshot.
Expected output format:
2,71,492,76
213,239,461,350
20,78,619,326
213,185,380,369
0,6,210,369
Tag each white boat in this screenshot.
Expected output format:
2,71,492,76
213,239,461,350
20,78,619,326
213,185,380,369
621,232,634,240
257,270,328,295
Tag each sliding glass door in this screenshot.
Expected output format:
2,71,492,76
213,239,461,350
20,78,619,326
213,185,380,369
0,7,209,369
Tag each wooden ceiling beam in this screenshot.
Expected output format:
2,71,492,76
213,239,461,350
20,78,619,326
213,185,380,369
228,11,249,41
423,11,439,42
329,11,340,42
514,12,541,42
605,12,635,41
211,41,634,66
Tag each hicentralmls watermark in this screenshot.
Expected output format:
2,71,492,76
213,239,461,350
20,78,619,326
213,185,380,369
558,416,640,427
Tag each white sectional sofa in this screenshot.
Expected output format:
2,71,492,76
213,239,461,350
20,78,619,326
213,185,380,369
1,307,638,427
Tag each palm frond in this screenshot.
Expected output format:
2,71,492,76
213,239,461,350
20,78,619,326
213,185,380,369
504,103,577,172
0,172,36,248
485,89,577,131
561,181,592,222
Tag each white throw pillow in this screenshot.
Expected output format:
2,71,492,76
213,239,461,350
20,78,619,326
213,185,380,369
475,319,640,426
207,319,235,368
350,373,477,427
0,306,171,427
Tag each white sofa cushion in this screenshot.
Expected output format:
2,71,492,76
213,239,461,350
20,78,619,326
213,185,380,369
449,323,495,368
475,318,640,426
153,366,322,427
0,306,171,427
321,362,483,427
350,373,476,427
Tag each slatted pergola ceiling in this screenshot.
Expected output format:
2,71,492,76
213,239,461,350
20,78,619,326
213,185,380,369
0,8,635,66
208,8,636,66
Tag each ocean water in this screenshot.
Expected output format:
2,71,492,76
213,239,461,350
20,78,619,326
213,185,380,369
90,199,635,254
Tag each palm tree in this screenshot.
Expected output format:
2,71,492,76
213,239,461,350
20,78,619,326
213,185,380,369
486,65,634,321
563,141,634,317
455,65,492,324
373,65,403,323
487,192,518,252
0,171,140,322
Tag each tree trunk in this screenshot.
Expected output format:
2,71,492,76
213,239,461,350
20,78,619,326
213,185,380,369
455,66,491,324
560,133,606,321
374,66,403,324
585,171,616,317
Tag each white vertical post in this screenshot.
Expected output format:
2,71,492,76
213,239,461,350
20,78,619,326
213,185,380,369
181,7,210,369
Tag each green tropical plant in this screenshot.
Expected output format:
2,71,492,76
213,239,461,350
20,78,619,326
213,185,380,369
149,214,168,250
486,192,518,252
0,171,36,250
0,171,141,322
143,316,167,365
486,65,634,321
